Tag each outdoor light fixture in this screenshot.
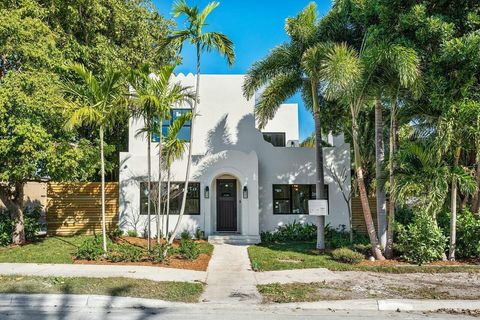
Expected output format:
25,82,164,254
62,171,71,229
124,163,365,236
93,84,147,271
243,186,248,199
204,186,209,198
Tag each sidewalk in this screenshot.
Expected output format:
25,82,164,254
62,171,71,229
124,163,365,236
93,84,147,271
2,293,480,312
0,263,206,283
200,244,260,303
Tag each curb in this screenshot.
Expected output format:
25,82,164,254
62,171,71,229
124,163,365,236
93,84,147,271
1,294,480,312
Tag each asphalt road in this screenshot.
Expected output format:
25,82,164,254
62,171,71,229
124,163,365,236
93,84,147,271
0,306,475,320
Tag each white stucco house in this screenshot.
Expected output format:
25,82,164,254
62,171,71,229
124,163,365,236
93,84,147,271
119,73,351,244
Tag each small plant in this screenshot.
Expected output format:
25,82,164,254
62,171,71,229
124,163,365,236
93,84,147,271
127,230,138,237
396,210,447,265
109,228,124,239
353,243,372,256
451,210,480,259
180,229,192,240
331,247,364,264
178,239,200,260
150,242,173,263
107,244,144,262
194,228,205,240
251,260,260,271
76,236,108,260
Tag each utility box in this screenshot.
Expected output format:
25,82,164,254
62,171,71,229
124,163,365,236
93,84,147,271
308,199,329,216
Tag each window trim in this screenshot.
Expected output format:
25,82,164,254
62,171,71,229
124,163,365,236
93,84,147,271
262,132,286,147
140,181,200,215
272,184,329,215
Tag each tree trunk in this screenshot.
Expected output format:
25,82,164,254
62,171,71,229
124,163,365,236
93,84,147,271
168,43,201,244
449,147,461,261
100,126,107,253
166,168,171,239
147,130,152,251
351,109,385,260
374,98,387,250
157,119,163,244
385,102,397,258
472,161,480,214
311,80,327,250
11,182,26,245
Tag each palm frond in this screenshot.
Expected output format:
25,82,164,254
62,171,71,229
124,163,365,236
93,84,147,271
200,31,235,66
198,1,220,27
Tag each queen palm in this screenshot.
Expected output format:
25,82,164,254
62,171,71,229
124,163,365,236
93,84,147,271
64,63,127,253
166,0,235,243
129,64,193,250
244,3,333,249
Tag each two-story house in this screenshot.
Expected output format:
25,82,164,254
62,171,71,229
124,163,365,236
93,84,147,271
119,73,351,244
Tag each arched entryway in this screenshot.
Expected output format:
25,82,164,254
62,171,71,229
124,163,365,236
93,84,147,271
215,175,239,232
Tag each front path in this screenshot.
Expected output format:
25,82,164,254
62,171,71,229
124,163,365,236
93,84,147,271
201,244,260,303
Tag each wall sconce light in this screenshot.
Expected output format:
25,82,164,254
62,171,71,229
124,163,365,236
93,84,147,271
204,186,209,199
243,186,248,199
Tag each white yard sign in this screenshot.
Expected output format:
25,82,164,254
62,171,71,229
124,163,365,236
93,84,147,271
308,199,329,216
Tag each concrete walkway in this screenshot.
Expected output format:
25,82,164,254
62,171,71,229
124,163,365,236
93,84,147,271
200,244,260,304
0,263,206,283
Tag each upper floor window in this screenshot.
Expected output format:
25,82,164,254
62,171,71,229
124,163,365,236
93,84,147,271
263,132,286,147
152,109,192,142
272,184,329,214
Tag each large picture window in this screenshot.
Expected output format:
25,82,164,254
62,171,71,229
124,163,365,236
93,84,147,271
140,182,200,215
263,132,286,147
152,109,192,142
272,184,329,214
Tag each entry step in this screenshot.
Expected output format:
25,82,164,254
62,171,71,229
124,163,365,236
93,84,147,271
207,235,261,245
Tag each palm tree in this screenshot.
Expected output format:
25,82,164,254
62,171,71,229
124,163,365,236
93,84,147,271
64,63,127,253
128,64,193,250
162,112,191,237
166,0,235,243
244,3,333,249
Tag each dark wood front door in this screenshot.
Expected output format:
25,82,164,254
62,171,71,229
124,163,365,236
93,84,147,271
216,179,237,232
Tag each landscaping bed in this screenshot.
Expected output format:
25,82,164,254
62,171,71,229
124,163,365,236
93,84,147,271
0,275,203,302
0,235,213,271
248,242,480,273
258,271,480,303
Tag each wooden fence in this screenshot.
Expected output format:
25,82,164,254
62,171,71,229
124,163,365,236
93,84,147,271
46,182,119,236
351,197,379,234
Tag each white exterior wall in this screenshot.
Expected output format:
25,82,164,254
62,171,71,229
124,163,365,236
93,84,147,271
119,73,351,238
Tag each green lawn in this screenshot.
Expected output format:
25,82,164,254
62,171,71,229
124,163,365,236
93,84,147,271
248,241,480,273
0,236,88,264
0,275,203,302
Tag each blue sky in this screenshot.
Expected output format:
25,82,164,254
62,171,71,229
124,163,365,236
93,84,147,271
153,0,332,141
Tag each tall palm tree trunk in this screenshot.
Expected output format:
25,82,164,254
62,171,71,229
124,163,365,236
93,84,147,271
311,80,326,250
168,43,201,244
472,158,480,214
157,120,163,244
385,103,397,258
166,168,171,238
374,98,387,250
99,125,107,253
147,131,152,251
351,108,385,260
449,147,461,260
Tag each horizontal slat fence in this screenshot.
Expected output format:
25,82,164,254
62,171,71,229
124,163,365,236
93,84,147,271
46,182,119,236
351,197,379,234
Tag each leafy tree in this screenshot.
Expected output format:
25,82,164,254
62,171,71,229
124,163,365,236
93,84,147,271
63,63,128,253
0,3,98,244
166,0,234,244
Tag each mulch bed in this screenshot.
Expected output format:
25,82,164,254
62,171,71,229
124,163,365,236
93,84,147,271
73,237,211,271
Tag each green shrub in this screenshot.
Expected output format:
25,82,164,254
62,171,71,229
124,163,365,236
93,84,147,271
151,243,173,263
331,247,364,264
194,228,205,240
109,228,124,239
178,239,200,260
455,210,480,259
180,229,192,240
396,210,447,265
76,236,109,260
0,205,42,246
127,230,138,237
107,243,144,262
353,243,372,256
